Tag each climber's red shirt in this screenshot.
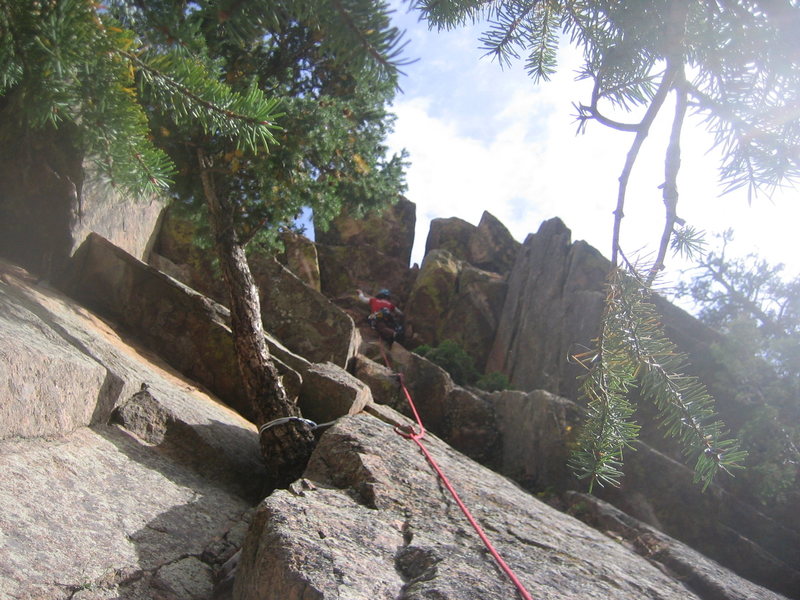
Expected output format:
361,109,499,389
369,297,395,313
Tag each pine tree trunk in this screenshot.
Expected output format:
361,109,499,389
198,149,315,490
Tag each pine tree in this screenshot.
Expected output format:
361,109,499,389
410,0,800,490
674,232,800,509
1,0,409,489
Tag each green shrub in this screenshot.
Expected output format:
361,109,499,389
476,371,511,392
414,340,511,391
414,339,478,386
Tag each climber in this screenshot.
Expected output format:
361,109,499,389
356,288,405,345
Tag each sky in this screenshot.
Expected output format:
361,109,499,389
381,2,800,286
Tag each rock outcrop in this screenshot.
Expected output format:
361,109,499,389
425,211,520,275
60,233,358,419
0,132,166,279
151,211,357,368
2,156,798,600
404,249,507,369
566,492,793,600
486,217,608,397
0,264,261,600
315,196,417,267
313,198,418,304
351,338,800,597
234,410,786,600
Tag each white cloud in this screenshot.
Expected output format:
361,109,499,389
386,14,800,278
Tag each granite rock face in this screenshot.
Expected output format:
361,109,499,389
60,234,355,420
0,264,262,600
298,361,373,426
566,492,793,600
492,389,582,491
234,411,775,600
350,342,800,597
61,233,262,420
250,256,358,368
0,131,165,279
486,217,607,398
316,242,418,306
152,208,356,367
3,180,799,600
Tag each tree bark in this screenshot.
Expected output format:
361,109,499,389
197,148,315,490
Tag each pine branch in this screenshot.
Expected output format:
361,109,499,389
647,73,688,285
480,2,538,68
571,267,747,490
330,0,403,76
524,1,560,81
611,64,677,266
570,270,641,490
129,48,281,152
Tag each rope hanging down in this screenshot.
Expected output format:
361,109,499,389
379,344,534,600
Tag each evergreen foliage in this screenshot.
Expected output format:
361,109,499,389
675,234,800,507
476,370,512,393
1,0,410,485
415,340,511,391
571,268,747,491
111,0,410,250
677,229,800,381
0,0,282,196
415,340,480,386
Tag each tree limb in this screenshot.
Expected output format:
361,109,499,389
648,72,688,285
610,64,677,267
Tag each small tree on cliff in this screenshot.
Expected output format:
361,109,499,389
411,0,800,490
1,0,408,488
113,1,409,487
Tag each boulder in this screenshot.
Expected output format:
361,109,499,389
354,343,498,466
0,265,263,600
0,130,166,279
314,195,416,266
382,343,454,432
405,249,507,370
60,233,306,421
250,256,358,368
233,411,771,600
425,211,520,275
298,362,372,426
352,353,405,408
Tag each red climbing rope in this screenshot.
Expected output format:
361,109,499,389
379,343,534,600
